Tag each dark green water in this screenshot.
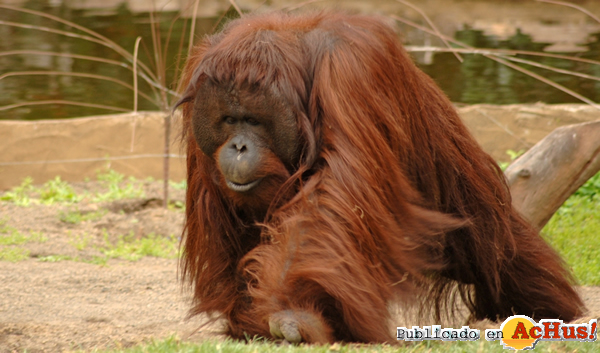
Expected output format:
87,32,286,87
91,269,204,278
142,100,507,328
1,1,599,120
419,28,600,105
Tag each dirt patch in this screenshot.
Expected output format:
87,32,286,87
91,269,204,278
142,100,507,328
0,180,219,352
0,179,599,352
0,258,212,352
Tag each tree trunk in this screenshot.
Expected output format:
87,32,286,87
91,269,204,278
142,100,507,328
506,120,600,230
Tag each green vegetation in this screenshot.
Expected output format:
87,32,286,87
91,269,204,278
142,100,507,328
22,231,179,265
0,230,45,245
0,221,28,246
573,171,600,200
0,220,47,245
0,176,82,205
168,199,185,211
498,149,599,286
94,336,598,353
98,231,179,261
498,149,525,171
59,209,107,224
93,169,145,202
67,231,94,251
169,180,187,190
0,220,47,262
57,230,178,264
542,175,600,285
0,247,30,262
1,168,598,286
0,168,145,206
39,176,83,204
0,177,34,206
37,255,74,262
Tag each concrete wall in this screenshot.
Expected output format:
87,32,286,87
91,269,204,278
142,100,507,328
0,112,186,190
1,104,598,190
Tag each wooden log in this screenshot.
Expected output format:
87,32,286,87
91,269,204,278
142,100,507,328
506,120,600,230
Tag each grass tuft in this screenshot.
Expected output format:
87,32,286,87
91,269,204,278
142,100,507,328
0,221,29,245
169,180,187,190
59,209,108,224
0,169,147,206
0,219,47,262
498,149,525,171
0,177,34,206
45,230,178,264
0,247,30,262
38,255,74,262
93,169,145,202
39,176,83,204
99,231,179,261
67,231,94,251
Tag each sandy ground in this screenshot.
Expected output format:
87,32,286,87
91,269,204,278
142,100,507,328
0,181,217,352
0,180,598,352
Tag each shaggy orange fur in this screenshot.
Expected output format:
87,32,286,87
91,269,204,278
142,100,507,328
176,11,585,343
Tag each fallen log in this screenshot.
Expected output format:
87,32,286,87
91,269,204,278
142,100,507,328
505,120,600,230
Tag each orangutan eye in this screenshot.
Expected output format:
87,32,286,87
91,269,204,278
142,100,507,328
245,117,259,126
224,116,236,125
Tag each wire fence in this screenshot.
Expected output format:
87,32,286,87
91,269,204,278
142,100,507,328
0,154,185,166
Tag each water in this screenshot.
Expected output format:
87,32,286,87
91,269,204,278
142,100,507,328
0,1,216,120
1,1,599,120
419,28,600,105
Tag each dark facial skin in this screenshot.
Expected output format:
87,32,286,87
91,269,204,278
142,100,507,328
192,80,299,192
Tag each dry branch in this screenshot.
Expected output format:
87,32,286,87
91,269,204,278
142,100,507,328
506,120,600,230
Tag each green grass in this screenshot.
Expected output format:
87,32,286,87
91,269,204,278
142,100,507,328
0,176,34,206
1,169,598,283
169,180,187,190
168,199,185,211
67,231,94,251
39,176,83,204
495,148,600,286
0,230,46,245
35,231,179,264
0,247,30,262
0,176,82,205
500,154,600,286
59,209,108,224
99,231,179,261
0,220,47,262
0,169,146,206
542,194,600,285
37,254,75,262
573,171,600,200
542,171,600,285
0,220,28,245
93,169,145,202
93,336,598,353
84,170,599,352
498,149,525,171
54,230,179,264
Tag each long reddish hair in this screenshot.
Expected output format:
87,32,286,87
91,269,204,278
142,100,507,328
176,11,584,342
